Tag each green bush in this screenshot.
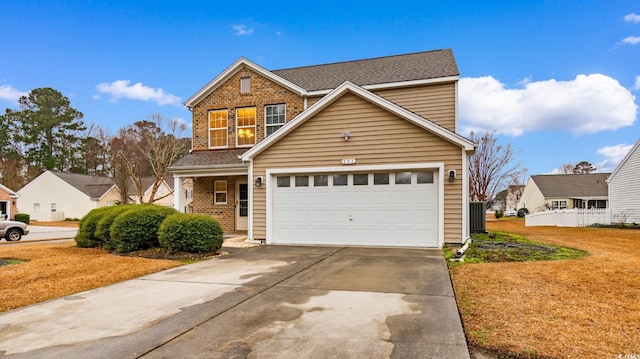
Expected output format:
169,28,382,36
110,204,177,253
75,206,114,247
494,210,504,219
158,213,224,254
95,205,133,249
14,213,30,224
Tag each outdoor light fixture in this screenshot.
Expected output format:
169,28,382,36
255,176,263,187
340,131,351,141
448,170,456,182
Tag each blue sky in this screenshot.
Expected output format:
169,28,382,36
1,0,638,177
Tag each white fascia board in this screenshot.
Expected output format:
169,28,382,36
96,184,119,201
607,139,640,182
243,81,475,161
305,76,460,97
184,57,307,107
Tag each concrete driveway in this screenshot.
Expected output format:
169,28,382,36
0,245,469,358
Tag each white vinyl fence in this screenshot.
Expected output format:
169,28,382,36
525,209,611,227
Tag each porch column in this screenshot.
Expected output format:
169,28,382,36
174,176,184,213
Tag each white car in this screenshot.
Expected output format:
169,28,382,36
504,209,518,217
0,219,29,241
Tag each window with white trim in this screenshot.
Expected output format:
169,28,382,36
186,190,193,199
34,203,40,213
209,110,228,148
265,104,286,137
51,203,57,212
236,107,256,147
214,180,227,204
551,200,567,209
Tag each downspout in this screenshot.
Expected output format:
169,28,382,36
450,237,472,262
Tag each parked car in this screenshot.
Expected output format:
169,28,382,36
0,219,29,241
504,209,518,217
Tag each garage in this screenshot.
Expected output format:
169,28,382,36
270,169,439,247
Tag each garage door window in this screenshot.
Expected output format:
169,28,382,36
295,176,309,187
277,176,290,187
395,172,412,184
417,171,434,184
313,175,328,186
353,174,368,185
333,174,348,186
374,173,389,185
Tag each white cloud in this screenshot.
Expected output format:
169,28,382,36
621,36,640,45
635,75,640,91
459,74,638,136
96,80,181,106
0,85,27,103
624,13,640,23
232,24,253,36
596,143,634,172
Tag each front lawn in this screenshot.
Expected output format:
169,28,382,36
449,219,640,358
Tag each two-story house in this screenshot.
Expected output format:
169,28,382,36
170,49,476,248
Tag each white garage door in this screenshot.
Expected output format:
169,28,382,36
271,170,438,247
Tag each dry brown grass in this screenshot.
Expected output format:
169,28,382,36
451,218,640,358
0,242,180,313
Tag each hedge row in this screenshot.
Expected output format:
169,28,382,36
75,204,224,254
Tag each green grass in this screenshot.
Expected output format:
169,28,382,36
445,231,587,264
0,258,28,267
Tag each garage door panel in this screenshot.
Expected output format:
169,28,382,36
272,170,439,247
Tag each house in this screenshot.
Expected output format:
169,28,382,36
0,183,19,220
607,139,640,223
17,171,121,221
170,49,476,248
128,176,175,207
517,173,610,213
505,185,524,210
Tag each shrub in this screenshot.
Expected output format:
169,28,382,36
158,213,224,254
494,210,504,219
14,213,30,224
75,206,113,247
110,204,177,253
95,205,133,249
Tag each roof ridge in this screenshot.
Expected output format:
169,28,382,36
271,49,451,72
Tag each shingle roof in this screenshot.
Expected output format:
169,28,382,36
271,49,459,92
50,171,116,200
170,149,248,168
532,173,610,198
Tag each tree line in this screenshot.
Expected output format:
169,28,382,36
0,87,190,203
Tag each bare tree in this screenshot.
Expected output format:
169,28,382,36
111,114,189,203
558,163,575,174
469,130,522,208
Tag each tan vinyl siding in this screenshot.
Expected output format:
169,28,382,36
373,82,456,132
252,92,464,243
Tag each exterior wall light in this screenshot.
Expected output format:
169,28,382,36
255,176,263,187
448,170,456,182
341,158,357,165
340,131,351,141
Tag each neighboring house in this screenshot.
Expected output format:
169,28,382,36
517,173,610,213
18,171,121,221
0,183,19,220
129,176,175,206
607,139,640,223
505,185,524,210
170,49,476,248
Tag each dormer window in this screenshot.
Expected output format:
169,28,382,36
236,107,256,147
240,77,251,94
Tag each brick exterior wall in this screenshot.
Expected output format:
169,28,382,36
191,65,305,151
192,175,245,233
0,189,18,220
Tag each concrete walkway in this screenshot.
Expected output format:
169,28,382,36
0,245,469,358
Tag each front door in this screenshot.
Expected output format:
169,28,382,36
236,182,248,231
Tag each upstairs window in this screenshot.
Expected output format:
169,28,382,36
265,104,286,137
240,77,251,93
236,107,256,147
209,110,228,148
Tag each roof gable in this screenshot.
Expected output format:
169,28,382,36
531,173,610,198
272,49,459,92
242,81,475,161
49,171,117,200
607,139,640,182
184,58,307,107
0,183,19,198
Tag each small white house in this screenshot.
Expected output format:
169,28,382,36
17,171,121,221
607,139,640,224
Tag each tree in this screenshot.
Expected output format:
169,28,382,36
0,114,26,190
4,88,85,177
111,114,189,203
573,161,596,174
469,130,522,208
558,163,575,174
